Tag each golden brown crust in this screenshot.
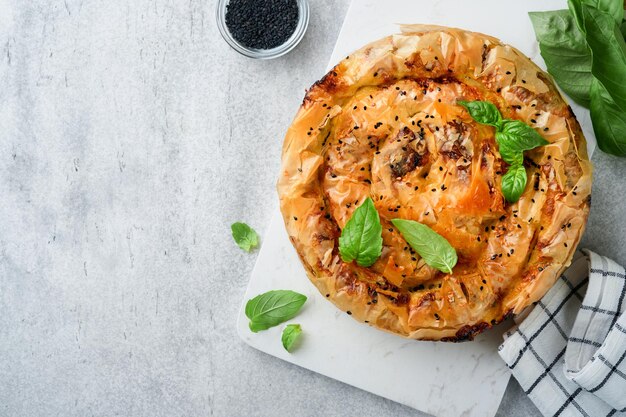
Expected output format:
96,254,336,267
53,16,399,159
277,26,592,341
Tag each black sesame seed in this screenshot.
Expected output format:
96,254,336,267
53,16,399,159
225,0,299,49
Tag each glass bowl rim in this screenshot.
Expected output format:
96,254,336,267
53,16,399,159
215,0,310,60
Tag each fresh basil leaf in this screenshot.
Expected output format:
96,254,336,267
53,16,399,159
245,290,307,333
582,4,626,112
390,219,457,274
281,324,302,352
569,0,623,32
339,197,383,267
529,10,593,106
501,164,528,203
590,79,626,156
457,100,502,127
496,120,549,153
231,222,259,252
496,141,524,166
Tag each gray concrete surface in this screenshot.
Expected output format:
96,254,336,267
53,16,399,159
0,1,624,416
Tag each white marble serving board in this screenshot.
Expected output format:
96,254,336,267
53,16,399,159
237,1,595,417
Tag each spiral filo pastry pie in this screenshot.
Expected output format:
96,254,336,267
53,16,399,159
277,25,592,341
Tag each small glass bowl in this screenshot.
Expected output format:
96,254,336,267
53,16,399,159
216,0,310,60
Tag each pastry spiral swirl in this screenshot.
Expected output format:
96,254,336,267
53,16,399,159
277,26,592,341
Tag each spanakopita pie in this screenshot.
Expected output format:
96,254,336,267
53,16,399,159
277,25,592,341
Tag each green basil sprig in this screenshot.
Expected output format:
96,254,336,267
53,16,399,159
245,290,307,332
281,324,302,352
391,219,457,274
458,100,548,203
582,5,626,113
568,0,623,34
338,197,383,267
457,100,502,127
529,0,626,156
529,10,594,106
589,79,626,155
231,222,259,252
500,164,528,204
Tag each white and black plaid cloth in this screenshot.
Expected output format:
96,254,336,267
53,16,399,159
498,250,626,417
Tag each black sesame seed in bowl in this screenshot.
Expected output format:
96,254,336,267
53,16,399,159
216,0,309,59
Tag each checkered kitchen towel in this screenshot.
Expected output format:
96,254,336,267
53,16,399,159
498,250,626,417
